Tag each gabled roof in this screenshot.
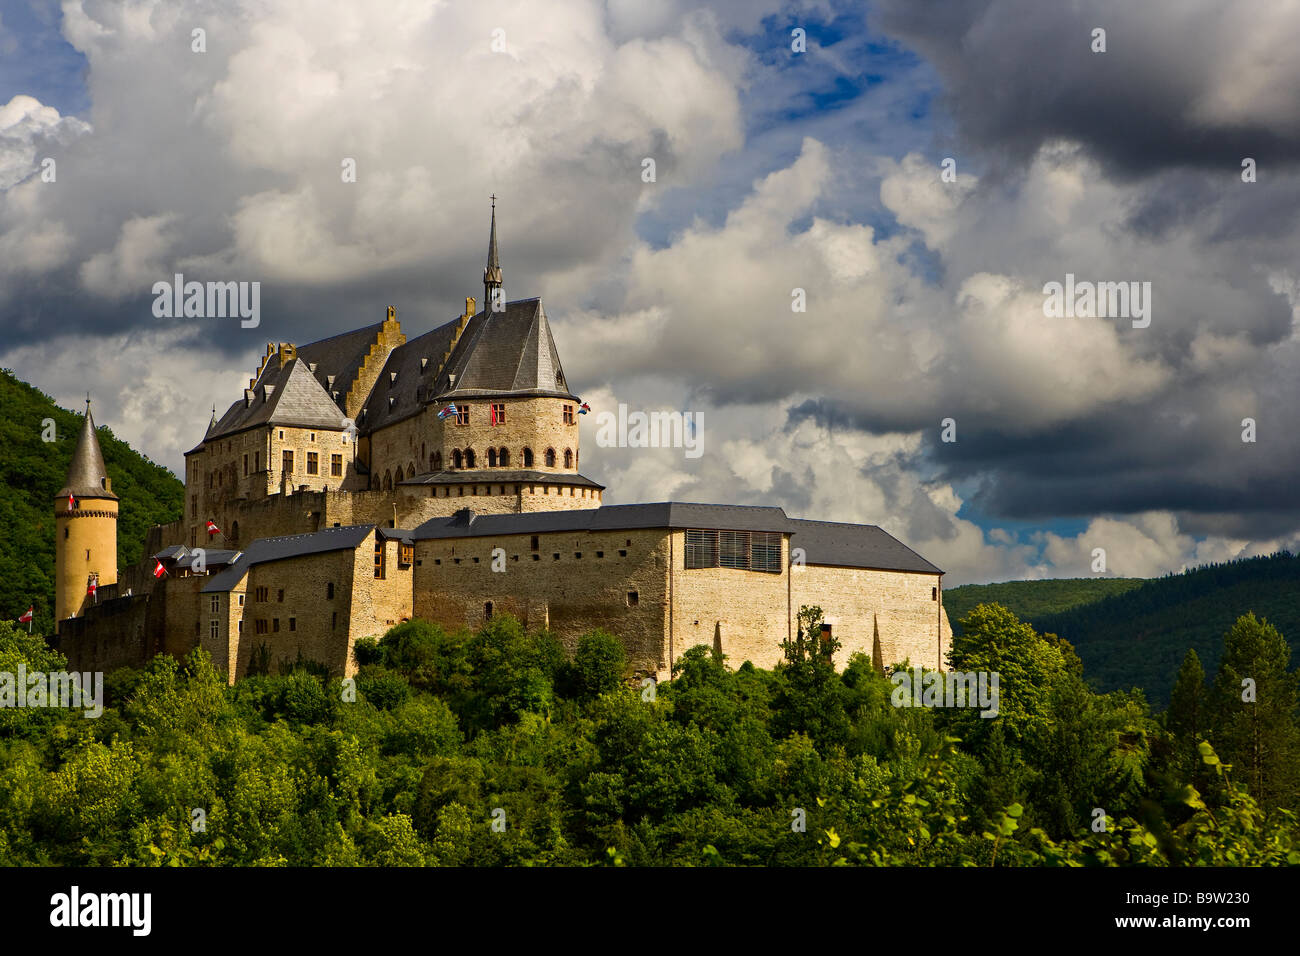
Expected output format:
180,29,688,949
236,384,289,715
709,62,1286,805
201,524,375,592
295,321,386,408
360,320,463,433
56,403,117,501
431,299,575,399
786,519,944,575
206,357,350,442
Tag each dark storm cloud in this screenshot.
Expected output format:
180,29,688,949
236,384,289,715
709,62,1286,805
869,0,1300,175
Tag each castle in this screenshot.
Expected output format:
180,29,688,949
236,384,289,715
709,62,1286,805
51,207,953,682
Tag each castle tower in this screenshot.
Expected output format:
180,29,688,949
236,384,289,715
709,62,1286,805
483,195,503,311
54,397,118,623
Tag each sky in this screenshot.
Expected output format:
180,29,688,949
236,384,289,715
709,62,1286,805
2,0,1299,586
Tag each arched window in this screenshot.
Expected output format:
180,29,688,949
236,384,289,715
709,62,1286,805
432,451,442,471
522,447,533,468
231,520,239,543
564,448,573,469
407,464,416,480
465,448,476,468
487,448,497,468
452,449,463,469
383,470,392,490
545,448,556,468
421,443,426,464
498,447,510,467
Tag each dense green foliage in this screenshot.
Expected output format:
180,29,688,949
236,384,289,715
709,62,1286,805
0,604,1295,867
1036,553,1300,705
944,577,1144,629
0,369,184,635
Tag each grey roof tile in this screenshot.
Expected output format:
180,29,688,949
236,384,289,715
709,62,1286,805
411,501,790,540
359,320,462,433
56,404,117,501
432,299,576,399
409,503,944,574
201,524,375,592
786,519,944,574
206,358,350,441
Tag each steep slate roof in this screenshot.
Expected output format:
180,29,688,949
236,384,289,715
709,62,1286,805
410,504,945,574
201,525,375,593
399,469,605,489
206,357,350,442
360,320,462,433
786,519,944,575
56,403,117,501
431,299,576,400
295,321,386,407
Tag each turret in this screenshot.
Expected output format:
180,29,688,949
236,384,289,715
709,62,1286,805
54,397,118,623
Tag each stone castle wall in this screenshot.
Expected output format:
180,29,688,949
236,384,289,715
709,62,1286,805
413,528,671,674
793,564,950,671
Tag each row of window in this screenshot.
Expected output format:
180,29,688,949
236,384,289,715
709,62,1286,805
446,404,579,426
436,446,573,471
201,450,345,491
251,617,297,634
376,448,576,490
684,529,783,574
280,451,344,476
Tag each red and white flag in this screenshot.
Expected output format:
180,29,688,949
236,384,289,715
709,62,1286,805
153,560,167,579
490,403,499,426
67,491,76,509
206,520,221,536
18,606,33,623
87,574,98,598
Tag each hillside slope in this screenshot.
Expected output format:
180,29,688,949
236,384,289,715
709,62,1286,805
0,369,184,636
1033,553,1300,707
944,577,1144,629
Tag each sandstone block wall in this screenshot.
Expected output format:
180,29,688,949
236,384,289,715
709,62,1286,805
413,528,670,673
666,530,791,672
221,549,358,678
793,564,950,671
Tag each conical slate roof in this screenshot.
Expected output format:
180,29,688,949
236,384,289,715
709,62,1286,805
56,401,117,501
434,299,574,398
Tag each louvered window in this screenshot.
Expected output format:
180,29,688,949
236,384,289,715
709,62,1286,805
684,529,781,574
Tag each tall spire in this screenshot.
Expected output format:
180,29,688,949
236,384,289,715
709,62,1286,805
483,194,503,311
57,395,117,501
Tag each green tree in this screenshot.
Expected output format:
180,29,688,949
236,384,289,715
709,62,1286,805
1210,613,1300,808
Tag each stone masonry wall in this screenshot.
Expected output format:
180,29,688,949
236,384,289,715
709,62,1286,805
793,564,951,671
412,528,670,674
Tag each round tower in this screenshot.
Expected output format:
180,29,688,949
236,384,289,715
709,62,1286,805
54,397,118,623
